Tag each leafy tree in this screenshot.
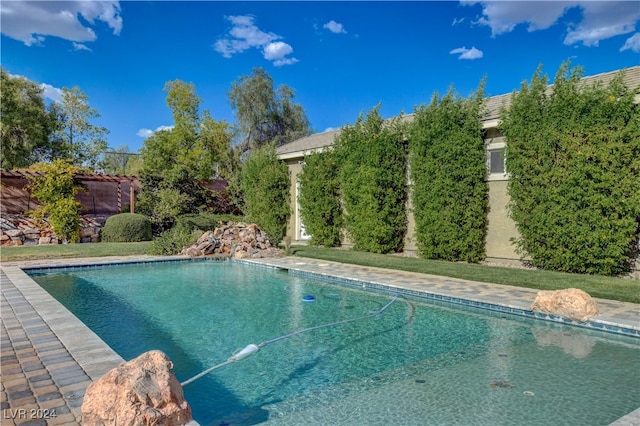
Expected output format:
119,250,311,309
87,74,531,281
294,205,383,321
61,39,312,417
141,80,232,181
335,105,408,253
135,174,212,235
26,159,87,243
298,150,342,246
0,69,56,170
101,145,140,175
50,86,109,170
228,67,311,155
137,80,235,232
123,153,145,176
240,143,290,244
501,62,640,275
409,83,488,262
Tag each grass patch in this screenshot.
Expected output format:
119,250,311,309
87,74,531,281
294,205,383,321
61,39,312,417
1,242,151,263
290,246,640,304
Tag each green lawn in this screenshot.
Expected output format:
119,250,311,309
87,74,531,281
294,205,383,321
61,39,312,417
1,242,637,304
290,246,640,304
0,242,152,262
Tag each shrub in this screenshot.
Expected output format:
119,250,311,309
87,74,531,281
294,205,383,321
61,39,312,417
146,225,198,255
298,150,342,247
240,143,290,244
26,159,87,243
409,83,488,262
334,105,408,253
500,62,640,275
101,213,152,242
136,173,214,235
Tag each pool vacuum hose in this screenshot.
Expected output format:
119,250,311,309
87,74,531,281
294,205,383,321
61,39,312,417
181,294,399,386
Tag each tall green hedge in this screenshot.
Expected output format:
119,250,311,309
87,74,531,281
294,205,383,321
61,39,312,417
297,150,342,246
240,143,290,244
500,62,640,275
409,85,488,262
334,106,408,253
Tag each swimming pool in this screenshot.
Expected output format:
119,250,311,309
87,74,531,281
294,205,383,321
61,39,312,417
28,260,640,426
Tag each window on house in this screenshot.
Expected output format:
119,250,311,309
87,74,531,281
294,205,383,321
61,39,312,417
487,147,506,175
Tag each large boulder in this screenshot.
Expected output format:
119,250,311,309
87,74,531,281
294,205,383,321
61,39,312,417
81,350,192,426
530,288,599,322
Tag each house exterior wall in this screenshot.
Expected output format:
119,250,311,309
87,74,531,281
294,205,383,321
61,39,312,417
403,187,417,253
281,130,522,262
284,159,303,240
485,179,520,260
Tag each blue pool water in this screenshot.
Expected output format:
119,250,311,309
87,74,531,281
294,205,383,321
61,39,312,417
29,261,639,426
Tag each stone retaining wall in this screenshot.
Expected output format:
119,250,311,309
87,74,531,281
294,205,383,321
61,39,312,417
0,214,104,245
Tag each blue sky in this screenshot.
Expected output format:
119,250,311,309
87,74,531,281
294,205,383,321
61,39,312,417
2,1,639,153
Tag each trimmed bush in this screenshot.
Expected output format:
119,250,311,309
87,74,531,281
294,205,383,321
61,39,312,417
101,213,153,242
334,105,408,253
409,84,488,262
240,143,290,244
298,150,342,247
500,62,640,275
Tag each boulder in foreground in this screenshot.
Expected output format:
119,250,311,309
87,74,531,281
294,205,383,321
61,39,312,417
81,350,192,426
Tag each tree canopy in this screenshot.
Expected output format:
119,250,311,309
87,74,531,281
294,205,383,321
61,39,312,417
141,80,232,181
1,69,56,170
49,86,109,170
228,67,311,155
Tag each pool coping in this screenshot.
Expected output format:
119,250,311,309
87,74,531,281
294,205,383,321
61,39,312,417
1,255,639,425
238,257,640,338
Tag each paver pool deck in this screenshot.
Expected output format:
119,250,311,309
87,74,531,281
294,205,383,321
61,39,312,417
1,255,639,425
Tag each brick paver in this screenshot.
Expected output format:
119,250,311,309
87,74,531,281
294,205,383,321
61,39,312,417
1,275,82,424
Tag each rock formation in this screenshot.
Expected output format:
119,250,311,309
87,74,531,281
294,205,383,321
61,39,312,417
181,222,283,259
530,288,599,322
1,214,102,245
81,350,192,426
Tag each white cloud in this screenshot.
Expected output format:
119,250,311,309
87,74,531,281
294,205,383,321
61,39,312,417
263,41,293,60
9,73,63,103
215,15,298,66
563,2,640,47
137,129,154,138
323,20,347,34
0,1,122,47
463,1,639,48
620,32,640,53
137,125,174,138
41,83,63,103
73,42,92,52
464,1,572,36
273,57,300,67
449,46,484,60
263,41,299,66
